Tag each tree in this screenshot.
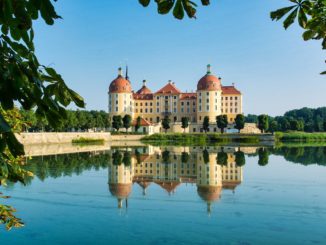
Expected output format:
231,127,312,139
323,121,326,132
135,116,142,132
122,115,132,132
271,0,326,75
181,152,190,163
234,114,245,133
112,116,122,132
162,116,170,133
235,150,246,167
216,151,228,166
258,115,269,133
258,148,269,166
216,115,228,133
112,150,122,166
203,149,209,164
181,117,189,133
139,0,210,20
269,120,278,133
122,151,131,166
203,116,209,133
162,150,170,164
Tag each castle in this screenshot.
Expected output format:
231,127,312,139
108,65,243,133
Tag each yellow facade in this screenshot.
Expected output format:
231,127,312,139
108,66,243,129
108,146,243,212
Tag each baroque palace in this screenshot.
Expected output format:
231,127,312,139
108,145,251,214
108,65,243,133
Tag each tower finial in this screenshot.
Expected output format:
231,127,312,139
207,64,211,74
118,67,123,76
125,65,129,80
143,80,147,87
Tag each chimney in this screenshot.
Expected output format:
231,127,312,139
118,67,123,76
143,80,147,87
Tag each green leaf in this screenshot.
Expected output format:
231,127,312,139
173,0,184,20
139,0,151,7
283,8,298,29
3,132,25,157
157,0,174,15
0,114,11,133
201,0,210,6
298,7,307,28
270,5,296,21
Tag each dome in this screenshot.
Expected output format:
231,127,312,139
197,186,222,202
109,68,132,93
136,80,152,94
109,183,132,199
197,65,221,91
109,76,132,93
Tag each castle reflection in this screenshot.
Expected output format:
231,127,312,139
108,146,255,213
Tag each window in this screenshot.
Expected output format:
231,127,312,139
230,97,233,100
187,101,190,106
199,92,202,97
206,99,209,103
215,92,217,96
150,102,153,106
174,96,177,100
225,97,228,100
187,108,190,113
140,109,143,113
174,108,177,113
206,105,209,111
235,97,238,100
199,99,202,103
181,108,184,113
157,108,159,113
145,102,148,106
150,108,153,113
235,102,238,106
199,106,202,111
115,107,118,112
165,96,168,99
157,102,159,106
215,105,217,111
157,96,159,100
181,102,184,106
136,109,138,113
230,109,233,113
136,103,138,106
235,108,238,113
145,109,148,113
206,92,209,96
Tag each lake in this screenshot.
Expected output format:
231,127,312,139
1,144,326,245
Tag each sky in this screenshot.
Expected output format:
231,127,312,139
33,0,326,116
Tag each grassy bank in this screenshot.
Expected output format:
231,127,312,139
141,133,269,146
72,137,105,145
275,132,326,142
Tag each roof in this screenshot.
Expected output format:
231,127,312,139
133,93,153,100
197,74,221,91
131,118,152,126
136,85,152,95
197,186,222,202
221,86,241,95
155,181,180,193
180,93,197,100
109,75,132,93
109,183,132,199
155,82,181,94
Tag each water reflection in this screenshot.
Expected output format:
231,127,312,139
108,146,247,213
23,145,326,214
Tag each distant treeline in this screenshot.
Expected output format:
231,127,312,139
246,107,326,132
21,109,110,132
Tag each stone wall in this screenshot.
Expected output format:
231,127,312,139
240,123,261,134
16,132,112,145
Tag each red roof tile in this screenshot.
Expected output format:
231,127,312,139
155,82,181,94
131,118,151,126
221,86,241,95
136,85,152,95
133,93,153,100
180,93,197,100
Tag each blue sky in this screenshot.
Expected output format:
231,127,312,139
33,0,326,116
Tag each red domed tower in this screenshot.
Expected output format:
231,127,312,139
196,65,222,123
108,67,134,121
